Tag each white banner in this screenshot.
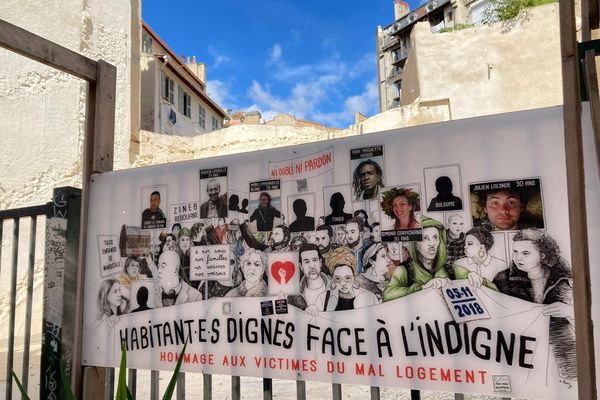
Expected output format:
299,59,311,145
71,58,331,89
83,107,576,399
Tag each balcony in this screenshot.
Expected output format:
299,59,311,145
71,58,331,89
387,65,404,82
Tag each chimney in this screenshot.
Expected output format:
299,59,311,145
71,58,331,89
394,0,410,20
186,55,206,84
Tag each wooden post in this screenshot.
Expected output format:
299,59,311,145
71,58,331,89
560,0,598,399
584,50,600,176
74,59,117,398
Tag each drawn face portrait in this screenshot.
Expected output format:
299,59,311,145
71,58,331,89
485,191,523,230
333,265,354,294
165,235,177,251
416,227,440,261
373,248,389,274
127,260,140,278
150,193,160,211
242,252,265,285
207,180,221,202
300,249,321,281
512,240,543,273
392,195,412,221
464,234,483,259
372,225,381,243
172,225,181,237
179,235,191,252
158,251,179,289
359,164,378,191
336,227,346,244
448,215,464,236
270,227,285,246
107,282,122,308
313,230,331,253
345,222,362,248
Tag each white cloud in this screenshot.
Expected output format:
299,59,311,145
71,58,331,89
248,74,343,121
312,80,379,127
206,80,236,109
207,46,230,69
268,43,283,64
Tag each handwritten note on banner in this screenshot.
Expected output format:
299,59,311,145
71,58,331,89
190,245,231,281
442,281,491,323
97,235,120,277
268,147,334,181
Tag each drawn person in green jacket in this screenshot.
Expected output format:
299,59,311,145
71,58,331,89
383,217,450,301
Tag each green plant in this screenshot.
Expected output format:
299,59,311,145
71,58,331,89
482,0,557,23
12,340,188,400
438,23,475,33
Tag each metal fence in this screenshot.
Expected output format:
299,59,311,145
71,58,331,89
0,202,51,399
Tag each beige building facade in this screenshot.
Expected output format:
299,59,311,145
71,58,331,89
139,22,228,139
376,0,490,112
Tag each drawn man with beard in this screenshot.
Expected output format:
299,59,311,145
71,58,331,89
345,217,366,273
289,243,334,315
383,217,450,301
269,224,291,252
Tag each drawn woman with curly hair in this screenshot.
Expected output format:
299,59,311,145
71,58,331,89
381,187,421,230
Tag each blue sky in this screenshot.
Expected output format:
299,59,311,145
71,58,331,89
142,1,411,128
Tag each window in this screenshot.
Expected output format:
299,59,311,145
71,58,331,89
198,106,206,129
160,70,174,104
142,32,153,53
178,86,191,118
212,116,220,131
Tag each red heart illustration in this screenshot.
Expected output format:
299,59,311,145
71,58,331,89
271,261,295,284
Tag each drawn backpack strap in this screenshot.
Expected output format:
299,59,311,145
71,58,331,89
323,290,331,311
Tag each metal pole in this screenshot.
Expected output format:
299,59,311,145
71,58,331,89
5,219,19,399
21,216,37,392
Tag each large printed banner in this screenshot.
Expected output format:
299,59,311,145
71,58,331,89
83,107,576,399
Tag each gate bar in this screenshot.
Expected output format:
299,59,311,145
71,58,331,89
21,216,37,391
5,219,20,399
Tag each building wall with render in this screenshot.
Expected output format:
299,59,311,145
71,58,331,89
0,0,134,351
403,3,562,118
0,0,134,210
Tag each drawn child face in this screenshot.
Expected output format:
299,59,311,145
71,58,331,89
448,215,464,236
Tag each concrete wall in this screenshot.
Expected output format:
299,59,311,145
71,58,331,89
405,3,561,120
0,0,134,350
0,0,133,210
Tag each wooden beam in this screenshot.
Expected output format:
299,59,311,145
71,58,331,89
93,60,117,173
73,59,117,399
559,1,598,399
584,50,600,177
0,18,97,82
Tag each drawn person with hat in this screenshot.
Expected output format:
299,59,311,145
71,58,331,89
383,216,450,301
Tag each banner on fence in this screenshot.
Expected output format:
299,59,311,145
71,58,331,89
83,106,575,399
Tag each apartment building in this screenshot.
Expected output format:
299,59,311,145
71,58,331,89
376,0,488,111
140,22,228,136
